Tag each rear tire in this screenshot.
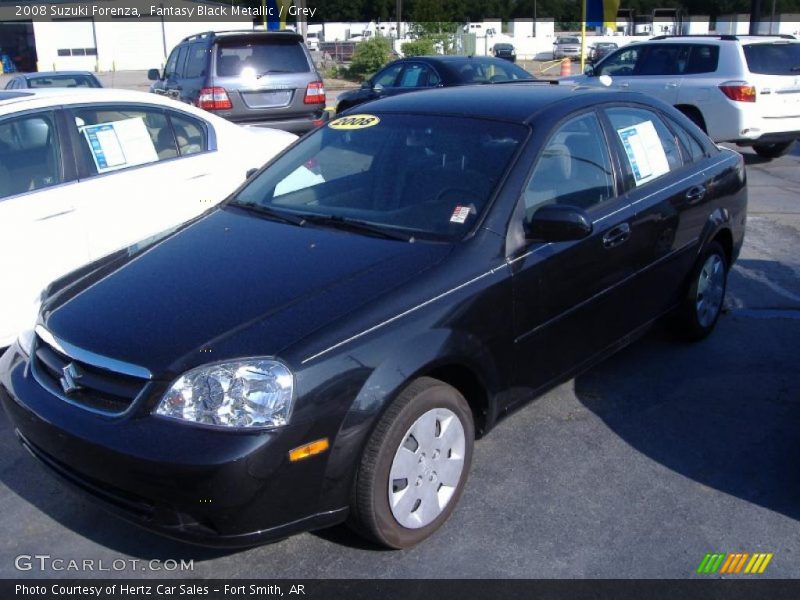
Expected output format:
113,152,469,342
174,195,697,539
752,140,795,159
348,377,474,549
673,241,728,341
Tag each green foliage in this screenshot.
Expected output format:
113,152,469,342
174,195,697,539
347,37,393,80
401,38,437,57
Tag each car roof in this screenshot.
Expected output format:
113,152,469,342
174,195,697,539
357,83,624,123
644,35,797,45
23,71,97,78
0,87,218,119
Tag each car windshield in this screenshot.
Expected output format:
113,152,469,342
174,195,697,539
28,75,99,88
559,37,580,44
744,42,800,75
215,38,310,76
231,113,527,241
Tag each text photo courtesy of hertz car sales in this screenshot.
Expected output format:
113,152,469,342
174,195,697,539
0,0,800,597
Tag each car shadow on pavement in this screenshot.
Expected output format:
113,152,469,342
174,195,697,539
573,314,800,521
0,411,240,561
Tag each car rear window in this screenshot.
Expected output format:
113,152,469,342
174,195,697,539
743,42,800,75
215,38,310,77
28,75,99,88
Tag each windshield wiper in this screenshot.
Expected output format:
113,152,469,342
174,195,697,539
301,214,414,242
228,202,307,226
257,69,292,78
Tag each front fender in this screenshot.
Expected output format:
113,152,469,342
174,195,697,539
316,327,502,512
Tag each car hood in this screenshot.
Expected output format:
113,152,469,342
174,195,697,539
42,208,452,377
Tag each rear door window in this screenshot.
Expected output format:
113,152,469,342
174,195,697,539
682,45,719,74
606,107,684,186
744,42,800,75
184,44,208,79
72,106,177,173
667,117,706,162
215,38,310,77
0,112,61,199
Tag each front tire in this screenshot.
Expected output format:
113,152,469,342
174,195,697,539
673,241,728,341
348,377,474,549
752,140,795,159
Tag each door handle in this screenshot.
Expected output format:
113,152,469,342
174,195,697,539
666,82,678,88
618,82,630,88
685,185,707,203
602,223,631,248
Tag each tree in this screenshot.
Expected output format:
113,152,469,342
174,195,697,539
348,36,393,80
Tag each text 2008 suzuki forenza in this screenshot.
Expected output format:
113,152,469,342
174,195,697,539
0,85,746,549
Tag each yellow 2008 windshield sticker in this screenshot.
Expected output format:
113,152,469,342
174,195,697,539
328,114,380,130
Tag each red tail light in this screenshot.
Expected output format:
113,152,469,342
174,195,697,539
719,82,756,103
197,87,232,110
304,81,326,105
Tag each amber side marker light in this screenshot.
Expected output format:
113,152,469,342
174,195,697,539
289,438,330,462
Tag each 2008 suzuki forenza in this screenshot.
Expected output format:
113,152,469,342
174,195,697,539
0,85,746,549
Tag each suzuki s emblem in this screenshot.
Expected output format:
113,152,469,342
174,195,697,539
60,363,83,394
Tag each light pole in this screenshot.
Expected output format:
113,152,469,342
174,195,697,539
396,0,402,41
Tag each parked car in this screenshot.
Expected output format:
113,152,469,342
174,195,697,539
148,30,328,134
0,88,296,349
305,31,322,51
569,34,800,158
4,71,102,90
589,42,618,63
0,84,746,549
492,43,517,62
335,55,535,113
554,36,582,60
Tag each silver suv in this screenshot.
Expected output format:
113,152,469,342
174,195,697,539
568,34,800,158
149,30,328,134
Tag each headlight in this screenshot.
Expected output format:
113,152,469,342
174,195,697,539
17,290,46,357
155,359,294,429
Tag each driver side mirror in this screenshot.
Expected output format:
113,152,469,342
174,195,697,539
584,65,595,76
525,204,592,243
373,82,385,93
147,68,162,81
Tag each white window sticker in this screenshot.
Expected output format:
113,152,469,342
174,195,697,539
81,117,159,173
616,120,670,186
450,205,471,224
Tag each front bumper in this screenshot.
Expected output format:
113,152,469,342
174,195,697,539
0,345,347,547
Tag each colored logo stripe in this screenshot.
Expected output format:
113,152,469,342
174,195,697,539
697,552,773,574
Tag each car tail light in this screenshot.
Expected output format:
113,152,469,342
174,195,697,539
304,81,326,105
197,87,232,110
719,81,756,103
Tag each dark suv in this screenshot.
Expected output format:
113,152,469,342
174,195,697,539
148,30,328,134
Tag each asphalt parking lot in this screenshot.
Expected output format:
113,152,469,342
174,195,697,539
0,142,798,580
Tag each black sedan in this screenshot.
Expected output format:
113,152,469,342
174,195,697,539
0,85,746,550
4,71,102,90
492,43,517,62
590,42,619,64
334,55,535,114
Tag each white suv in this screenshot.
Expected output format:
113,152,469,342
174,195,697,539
568,35,800,159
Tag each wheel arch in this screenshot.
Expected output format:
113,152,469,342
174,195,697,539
675,104,707,133
317,328,501,511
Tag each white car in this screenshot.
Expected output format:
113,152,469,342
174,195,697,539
567,35,800,158
0,88,297,348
